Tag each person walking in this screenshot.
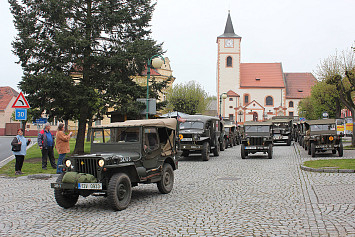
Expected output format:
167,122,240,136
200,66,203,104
11,128,31,175
55,123,72,174
38,123,56,170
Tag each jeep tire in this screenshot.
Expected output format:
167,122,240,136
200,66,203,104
241,144,247,159
108,173,132,211
220,139,225,151
201,142,210,161
182,150,189,157
338,143,343,157
268,144,273,159
311,143,316,157
54,173,79,209
213,140,220,157
307,143,311,155
157,163,174,194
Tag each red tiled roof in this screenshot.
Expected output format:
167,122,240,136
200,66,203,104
0,87,18,110
240,63,285,88
227,90,240,97
284,73,317,99
141,65,161,76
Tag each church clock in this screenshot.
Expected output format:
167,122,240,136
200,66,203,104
224,39,234,48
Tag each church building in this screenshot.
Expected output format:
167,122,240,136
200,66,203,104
217,13,317,123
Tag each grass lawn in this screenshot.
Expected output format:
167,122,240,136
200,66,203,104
344,145,355,150
0,139,91,177
303,159,355,170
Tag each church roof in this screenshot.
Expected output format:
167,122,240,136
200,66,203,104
0,86,18,111
227,90,240,97
284,73,317,99
218,12,241,38
240,63,285,88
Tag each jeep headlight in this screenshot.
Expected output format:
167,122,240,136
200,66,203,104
65,160,71,167
193,134,200,141
98,159,105,167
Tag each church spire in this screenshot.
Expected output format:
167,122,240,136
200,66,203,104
218,11,241,38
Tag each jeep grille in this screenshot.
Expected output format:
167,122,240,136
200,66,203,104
250,137,263,145
320,135,337,145
74,158,100,177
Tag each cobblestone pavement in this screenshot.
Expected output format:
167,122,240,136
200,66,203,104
1,143,355,236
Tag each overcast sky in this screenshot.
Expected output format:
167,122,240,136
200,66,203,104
1,0,354,96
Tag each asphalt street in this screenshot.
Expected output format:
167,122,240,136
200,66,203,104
0,137,14,163
1,142,355,236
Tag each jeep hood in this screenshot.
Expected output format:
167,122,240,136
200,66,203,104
72,151,140,160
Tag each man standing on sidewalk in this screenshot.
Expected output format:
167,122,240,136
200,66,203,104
38,123,56,170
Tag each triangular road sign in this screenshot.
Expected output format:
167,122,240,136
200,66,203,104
12,92,30,108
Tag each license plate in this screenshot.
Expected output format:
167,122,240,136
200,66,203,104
190,145,199,149
247,146,257,149
181,138,192,141
78,183,102,190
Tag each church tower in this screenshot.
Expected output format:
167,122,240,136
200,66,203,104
217,12,241,116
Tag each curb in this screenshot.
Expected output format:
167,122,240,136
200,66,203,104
300,165,355,173
0,142,38,168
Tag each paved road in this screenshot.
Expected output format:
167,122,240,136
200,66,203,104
1,143,355,236
0,137,14,163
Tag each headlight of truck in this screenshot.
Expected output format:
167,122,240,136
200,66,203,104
65,160,71,167
98,159,105,167
193,134,200,141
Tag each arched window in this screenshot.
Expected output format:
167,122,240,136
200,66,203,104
244,94,249,105
289,101,294,108
265,96,273,106
226,56,233,67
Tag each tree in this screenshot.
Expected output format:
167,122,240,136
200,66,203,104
165,81,211,115
298,81,341,119
9,0,165,154
316,49,355,145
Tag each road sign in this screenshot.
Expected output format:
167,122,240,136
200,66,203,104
12,92,30,108
15,109,27,120
33,118,48,124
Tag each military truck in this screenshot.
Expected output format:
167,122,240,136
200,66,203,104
240,121,273,159
51,118,179,211
271,117,293,145
223,120,238,148
303,119,343,157
179,115,222,161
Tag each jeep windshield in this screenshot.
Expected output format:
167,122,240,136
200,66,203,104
272,122,289,129
245,126,270,133
93,127,140,143
310,124,336,132
179,121,204,130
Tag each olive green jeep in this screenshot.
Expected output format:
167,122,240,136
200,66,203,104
179,115,222,161
271,117,293,146
241,121,273,159
303,119,343,157
51,118,179,211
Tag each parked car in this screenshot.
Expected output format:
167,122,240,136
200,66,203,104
51,118,179,211
303,119,343,157
179,115,221,161
240,121,273,159
271,117,293,145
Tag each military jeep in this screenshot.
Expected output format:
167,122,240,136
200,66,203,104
223,120,238,148
179,115,221,161
51,118,179,211
303,119,343,157
271,117,293,146
241,121,273,159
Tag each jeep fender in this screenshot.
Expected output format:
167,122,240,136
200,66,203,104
107,164,140,183
163,156,178,170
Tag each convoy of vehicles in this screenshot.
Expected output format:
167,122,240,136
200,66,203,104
51,114,347,210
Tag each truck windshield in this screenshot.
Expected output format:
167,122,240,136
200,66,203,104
310,124,336,131
272,122,289,128
245,126,270,133
93,127,140,143
179,121,204,130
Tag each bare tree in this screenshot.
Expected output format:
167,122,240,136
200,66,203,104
317,49,355,145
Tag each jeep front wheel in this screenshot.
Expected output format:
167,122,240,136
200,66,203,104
202,142,210,161
220,139,225,151
241,144,247,159
311,143,316,157
268,144,273,159
157,163,174,194
338,143,344,157
108,173,132,211
213,140,220,157
54,173,79,209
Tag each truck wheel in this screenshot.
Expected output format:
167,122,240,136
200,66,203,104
338,143,343,157
201,142,210,161
287,138,291,146
220,139,225,151
213,141,220,157
182,150,189,157
157,163,174,194
241,144,247,159
54,173,79,209
311,143,316,157
108,173,132,211
268,144,273,159
307,143,311,155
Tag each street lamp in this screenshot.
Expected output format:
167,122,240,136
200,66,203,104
219,93,227,119
146,55,165,119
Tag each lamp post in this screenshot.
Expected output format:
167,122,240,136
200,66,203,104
146,55,165,119
219,93,227,119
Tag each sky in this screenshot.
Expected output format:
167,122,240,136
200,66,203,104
1,0,354,96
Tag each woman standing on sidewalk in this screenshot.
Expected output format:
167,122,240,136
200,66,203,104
11,128,31,175
55,123,72,174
